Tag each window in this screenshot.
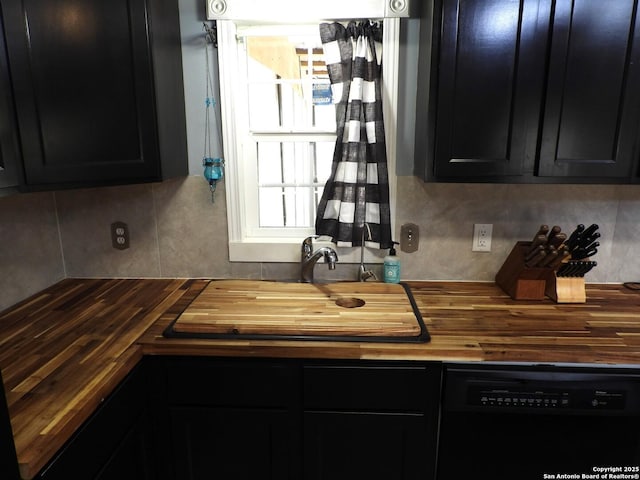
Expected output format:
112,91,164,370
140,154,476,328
218,19,400,262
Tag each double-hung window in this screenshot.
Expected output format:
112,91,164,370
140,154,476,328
217,19,400,262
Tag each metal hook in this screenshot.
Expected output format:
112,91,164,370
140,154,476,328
202,22,218,48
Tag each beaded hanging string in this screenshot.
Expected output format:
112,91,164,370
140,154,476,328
202,22,224,203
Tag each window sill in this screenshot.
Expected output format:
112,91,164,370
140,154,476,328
229,239,386,264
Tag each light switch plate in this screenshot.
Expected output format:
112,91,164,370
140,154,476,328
400,223,419,253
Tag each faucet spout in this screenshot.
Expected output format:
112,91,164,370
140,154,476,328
300,236,338,283
358,224,377,282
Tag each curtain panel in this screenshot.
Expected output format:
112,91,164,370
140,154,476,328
315,21,392,249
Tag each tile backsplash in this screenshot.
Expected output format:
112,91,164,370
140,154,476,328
2,175,640,312
2,0,640,312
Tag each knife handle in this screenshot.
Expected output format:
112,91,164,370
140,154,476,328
549,247,571,270
548,232,567,249
581,223,599,239
525,244,545,262
525,250,546,267
527,235,548,255
538,249,558,267
534,224,549,239
547,225,562,243
566,224,585,250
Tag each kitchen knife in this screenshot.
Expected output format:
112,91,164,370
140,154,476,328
527,234,548,255
538,248,558,267
572,247,598,261
547,225,562,244
525,249,546,267
557,260,597,277
548,232,567,249
566,224,585,250
549,247,571,269
581,224,599,240
577,232,600,250
572,241,599,260
581,239,600,252
533,225,550,239
525,244,545,262
557,263,572,276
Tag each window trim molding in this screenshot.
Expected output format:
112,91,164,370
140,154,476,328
218,18,400,263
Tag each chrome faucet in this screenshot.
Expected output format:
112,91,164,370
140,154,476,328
300,236,338,283
358,224,377,282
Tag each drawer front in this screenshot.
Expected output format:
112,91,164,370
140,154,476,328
166,357,299,407
303,362,435,412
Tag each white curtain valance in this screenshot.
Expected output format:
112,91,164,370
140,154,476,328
207,0,414,21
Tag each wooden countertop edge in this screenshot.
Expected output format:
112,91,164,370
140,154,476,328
3,278,640,479
18,346,143,480
2,278,208,480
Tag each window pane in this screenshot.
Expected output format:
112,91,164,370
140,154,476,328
256,140,334,228
245,34,335,130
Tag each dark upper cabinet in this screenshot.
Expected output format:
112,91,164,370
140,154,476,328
539,0,640,178
1,0,187,191
0,11,20,190
417,0,640,183
430,0,551,179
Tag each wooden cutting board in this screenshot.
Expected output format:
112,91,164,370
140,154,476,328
169,280,423,338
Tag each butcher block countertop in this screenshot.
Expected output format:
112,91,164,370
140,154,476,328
166,280,427,340
2,278,640,478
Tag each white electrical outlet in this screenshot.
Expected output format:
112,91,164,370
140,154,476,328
472,224,493,252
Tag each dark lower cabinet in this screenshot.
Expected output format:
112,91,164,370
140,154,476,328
11,357,440,480
35,361,153,480
304,412,429,480
170,408,294,480
302,362,440,480
154,357,441,480
92,415,153,480
1,370,20,480
153,357,302,480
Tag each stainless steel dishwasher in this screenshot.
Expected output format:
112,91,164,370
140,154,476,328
437,364,640,480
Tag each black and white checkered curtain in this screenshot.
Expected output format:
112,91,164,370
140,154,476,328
315,21,392,249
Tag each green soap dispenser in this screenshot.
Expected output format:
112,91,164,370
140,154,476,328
383,242,401,284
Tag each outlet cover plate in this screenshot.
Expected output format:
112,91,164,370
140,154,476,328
472,223,492,252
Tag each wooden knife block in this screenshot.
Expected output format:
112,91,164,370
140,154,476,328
495,241,553,300
545,274,586,303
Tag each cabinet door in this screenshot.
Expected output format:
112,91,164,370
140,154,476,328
94,416,153,480
170,407,295,480
0,371,20,480
36,362,152,480
2,0,161,188
539,0,640,178
432,0,551,178
303,362,440,480
157,357,302,480
303,412,429,480
0,12,20,190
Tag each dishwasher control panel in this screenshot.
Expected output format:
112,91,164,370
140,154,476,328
467,386,626,410
442,366,640,414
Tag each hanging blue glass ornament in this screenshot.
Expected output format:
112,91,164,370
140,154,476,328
203,157,224,184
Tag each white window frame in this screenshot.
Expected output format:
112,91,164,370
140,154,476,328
217,18,399,263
